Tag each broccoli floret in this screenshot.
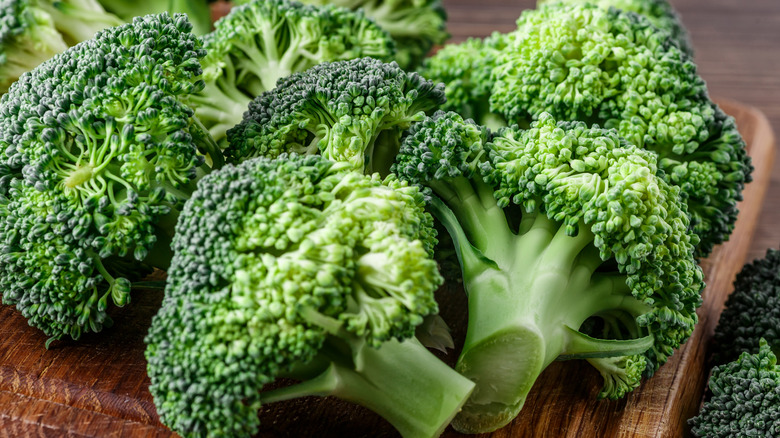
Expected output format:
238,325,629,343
0,0,123,93
392,111,703,433
486,3,751,257
226,57,445,174
235,0,448,70
689,339,780,437
711,248,780,365
96,0,211,35
192,0,395,144
537,0,693,56
144,153,474,438
0,13,224,344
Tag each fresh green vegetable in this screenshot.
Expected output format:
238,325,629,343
0,12,223,344
420,3,752,257
537,0,693,56
233,0,449,70
0,0,123,93
192,0,395,143
689,339,780,437
96,0,212,35
145,153,474,438
392,111,704,433
711,248,780,365
226,57,445,174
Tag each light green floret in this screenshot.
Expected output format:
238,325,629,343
537,0,693,56
192,0,395,144
0,13,223,344
392,111,703,433
145,154,474,438
489,3,751,257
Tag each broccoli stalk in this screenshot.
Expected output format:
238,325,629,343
392,111,703,433
96,0,212,35
36,0,124,45
145,154,474,438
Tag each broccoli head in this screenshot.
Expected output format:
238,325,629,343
689,339,780,437
392,111,703,433
145,153,474,438
226,57,445,174
192,0,395,143
96,0,212,35
483,3,751,257
0,13,223,344
711,248,780,365
0,0,124,94
536,0,693,56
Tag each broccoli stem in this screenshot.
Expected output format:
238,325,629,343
39,0,123,46
428,191,652,433
261,337,475,438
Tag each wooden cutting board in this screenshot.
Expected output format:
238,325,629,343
0,100,774,438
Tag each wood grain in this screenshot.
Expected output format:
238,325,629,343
0,101,773,438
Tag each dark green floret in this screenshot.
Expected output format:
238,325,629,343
225,57,445,174
689,339,780,438
192,0,395,143
711,248,780,365
392,111,704,433
96,0,211,35
0,0,124,93
145,153,474,438
537,0,693,56
0,13,223,344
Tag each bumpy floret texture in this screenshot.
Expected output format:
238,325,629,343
145,154,442,437
490,4,751,257
0,13,212,341
226,57,445,174
537,0,693,56
689,340,780,438
712,248,780,365
193,0,395,142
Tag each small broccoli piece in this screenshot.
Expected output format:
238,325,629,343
537,0,693,56
711,248,780,365
226,57,445,174
192,0,395,144
418,32,509,130
689,339,780,437
145,153,474,438
0,0,123,93
392,111,703,433
0,13,223,344
96,0,211,35
487,3,752,257
235,0,449,70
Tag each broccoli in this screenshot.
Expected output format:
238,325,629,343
392,111,704,433
234,0,448,70
226,57,445,175
0,13,224,345
420,4,751,257
711,248,780,365
191,0,395,144
0,0,124,93
536,0,693,56
689,339,780,437
144,153,475,438
96,0,212,35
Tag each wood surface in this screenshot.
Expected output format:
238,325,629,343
0,100,773,438
2,1,780,437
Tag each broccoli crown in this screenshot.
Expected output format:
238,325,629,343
537,0,693,56
192,0,395,143
145,154,453,437
712,248,780,365
489,3,752,257
689,339,780,438
393,111,703,433
96,0,212,35
280,0,448,70
0,13,218,342
225,57,445,174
